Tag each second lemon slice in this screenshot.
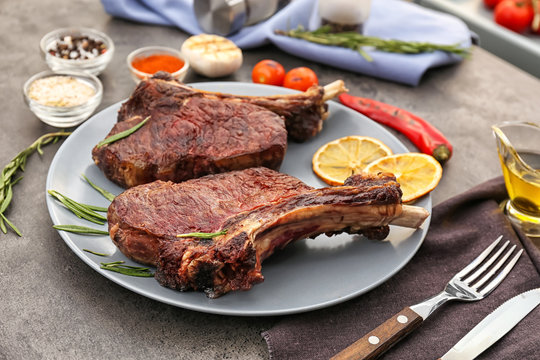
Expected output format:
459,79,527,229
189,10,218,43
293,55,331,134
312,135,393,186
364,153,442,203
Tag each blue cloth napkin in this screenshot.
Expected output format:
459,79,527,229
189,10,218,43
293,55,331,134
101,0,472,86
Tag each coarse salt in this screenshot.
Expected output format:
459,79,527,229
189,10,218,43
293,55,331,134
28,76,95,107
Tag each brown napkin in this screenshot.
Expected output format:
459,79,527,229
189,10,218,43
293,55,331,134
262,177,540,359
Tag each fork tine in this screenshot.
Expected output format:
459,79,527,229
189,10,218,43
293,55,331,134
462,240,510,284
479,249,523,296
454,235,503,279
472,244,515,289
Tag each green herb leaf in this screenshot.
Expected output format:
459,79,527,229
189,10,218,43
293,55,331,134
0,184,13,213
81,174,116,202
1,213,22,236
53,224,109,235
96,116,150,148
48,190,107,225
83,249,110,257
176,229,228,239
84,204,109,212
100,261,154,277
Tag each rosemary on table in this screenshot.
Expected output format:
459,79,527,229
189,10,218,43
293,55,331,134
275,26,471,62
96,116,150,148
100,261,154,277
48,190,107,225
82,174,116,202
176,229,228,239
53,224,109,235
0,131,71,236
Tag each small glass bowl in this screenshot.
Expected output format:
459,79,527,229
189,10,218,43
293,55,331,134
126,46,189,84
23,71,103,128
40,27,114,76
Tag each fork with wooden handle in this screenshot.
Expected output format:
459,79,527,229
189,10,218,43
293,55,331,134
331,236,522,360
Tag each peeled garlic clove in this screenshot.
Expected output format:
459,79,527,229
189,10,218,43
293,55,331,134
181,34,243,78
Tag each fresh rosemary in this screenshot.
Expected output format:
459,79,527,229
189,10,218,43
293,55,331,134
53,224,109,235
96,116,150,148
176,229,228,239
48,190,107,224
83,249,110,257
0,131,71,236
82,174,116,202
275,26,471,62
100,261,154,277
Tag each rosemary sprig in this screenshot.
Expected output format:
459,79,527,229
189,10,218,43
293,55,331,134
83,249,110,257
48,190,107,225
100,261,154,277
53,224,109,235
81,174,115,202
0,131,70,236
275,26,471,62
176,229,228,239
96,116,150,148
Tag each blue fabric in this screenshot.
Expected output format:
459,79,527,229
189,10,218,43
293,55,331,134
101,0,472,86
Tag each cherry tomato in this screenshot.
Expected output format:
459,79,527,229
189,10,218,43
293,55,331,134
483,0,503,8
494,0,534,33
283,67,319,91
251,60,285,86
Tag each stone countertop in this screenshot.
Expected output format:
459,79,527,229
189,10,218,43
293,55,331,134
1,1,540,359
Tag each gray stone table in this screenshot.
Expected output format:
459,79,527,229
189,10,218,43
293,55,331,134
1,1,540,359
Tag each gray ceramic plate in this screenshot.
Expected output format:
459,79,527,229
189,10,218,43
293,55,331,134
46,82,431,316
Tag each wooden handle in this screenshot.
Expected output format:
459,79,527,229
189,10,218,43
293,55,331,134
331,307,423,360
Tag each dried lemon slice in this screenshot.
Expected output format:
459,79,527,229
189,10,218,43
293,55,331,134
364,153,442,202
312,136,393,186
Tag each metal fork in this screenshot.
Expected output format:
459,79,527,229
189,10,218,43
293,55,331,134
331,236,523,360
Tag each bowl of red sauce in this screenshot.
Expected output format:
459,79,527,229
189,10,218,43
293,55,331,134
127,46,189,84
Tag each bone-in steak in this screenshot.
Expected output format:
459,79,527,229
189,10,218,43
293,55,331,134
108,168,429,298
92,76,287,188
92,73,347,188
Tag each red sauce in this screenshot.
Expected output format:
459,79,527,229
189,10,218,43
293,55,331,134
131,54,185,74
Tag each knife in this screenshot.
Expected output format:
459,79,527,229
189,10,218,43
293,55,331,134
438,288,540,360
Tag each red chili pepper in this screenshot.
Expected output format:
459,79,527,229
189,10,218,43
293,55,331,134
339,93,453,165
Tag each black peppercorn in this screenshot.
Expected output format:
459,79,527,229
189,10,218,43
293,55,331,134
48,35,107,60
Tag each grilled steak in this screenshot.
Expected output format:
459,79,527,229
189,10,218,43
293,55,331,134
117,73,346,142
92,75,287,188
91,73,347,188
108,168,429,298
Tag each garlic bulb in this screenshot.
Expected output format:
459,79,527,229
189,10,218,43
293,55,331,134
181,34,243,78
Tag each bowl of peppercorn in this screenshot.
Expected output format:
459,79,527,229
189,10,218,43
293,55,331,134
40,27,114,76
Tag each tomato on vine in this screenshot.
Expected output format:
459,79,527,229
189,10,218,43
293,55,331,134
283,67,319,91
